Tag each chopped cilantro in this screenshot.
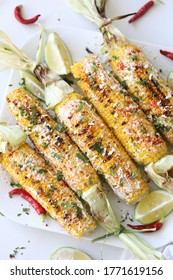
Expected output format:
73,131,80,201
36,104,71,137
37,169,48,174
121,79,128,90
136,78,150,88
112,55,119,60
42,142,48,149
81,116,89,123
141,125,147,134
51,152,63,160
91,62,97,72
75,101,83,112
130,171,138,179
9,247,26,259
131,54,138,61
54,123,66,132
89,141,104,154
10,181,23,189
76,152,89,163
22,208,30,215
57,170,63,181
110,168,117,176
88,178,93,186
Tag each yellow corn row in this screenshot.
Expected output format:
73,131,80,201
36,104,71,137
109,43,173,145
55,92,149,204
71,54,168,166
1,143,96,238
7,88,101,195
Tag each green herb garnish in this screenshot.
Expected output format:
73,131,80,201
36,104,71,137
76,152,89,163
89,141,104,154
37,169,48,174
75,101,83,112
81,116,89,123
54,123,66,132
57,170,63,181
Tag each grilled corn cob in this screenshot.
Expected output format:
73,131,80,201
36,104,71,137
68,0,173,145
1,143,96,238
110,44,173,145
71,54,168,165
55,91,148,204
6,88,120,231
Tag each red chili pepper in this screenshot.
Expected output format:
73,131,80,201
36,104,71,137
14,5,41,25
127,220,163,232
128,0,162,24
160,50,173,60
9,188,46,215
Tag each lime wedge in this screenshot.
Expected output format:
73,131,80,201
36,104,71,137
50,247,92,260
44,32,72,75
135,190,173,224
19,71,45,101
167,71,173,90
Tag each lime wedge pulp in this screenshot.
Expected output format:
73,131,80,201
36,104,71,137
134,190,173,224
50,247,92,260
19,70,45,101
44,32,72,75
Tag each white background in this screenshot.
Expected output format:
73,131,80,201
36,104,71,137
0,0,173,260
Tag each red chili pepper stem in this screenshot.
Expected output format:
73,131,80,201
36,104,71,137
40,213,46,222
14,5,41,25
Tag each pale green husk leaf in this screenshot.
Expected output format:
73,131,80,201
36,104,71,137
145,155,173,193
82,184,120,232
0,31,34,71
0,123,26,153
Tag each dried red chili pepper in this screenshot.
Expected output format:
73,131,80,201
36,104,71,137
127,220,163,232
160,50,173,60
14,5,41,25
128,0,162,24
9,188,46,216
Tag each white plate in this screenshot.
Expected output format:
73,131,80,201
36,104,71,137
0,26,173,249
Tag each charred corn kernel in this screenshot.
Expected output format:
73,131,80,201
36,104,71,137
1,143,96,238
109,44,173,145
71,54,168,165
55,92,149,204
7,88,101,195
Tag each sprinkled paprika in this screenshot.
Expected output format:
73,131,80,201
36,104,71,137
9,188,46,217
14,5,41,25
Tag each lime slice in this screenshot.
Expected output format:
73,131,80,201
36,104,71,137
50,247,92,260
167,71,173,90
135,190,173,224
44,32,72,75
19,71,45,101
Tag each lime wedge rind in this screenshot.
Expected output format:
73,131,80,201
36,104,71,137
50,247,92,260
134,190,173,224
44,32,72,75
